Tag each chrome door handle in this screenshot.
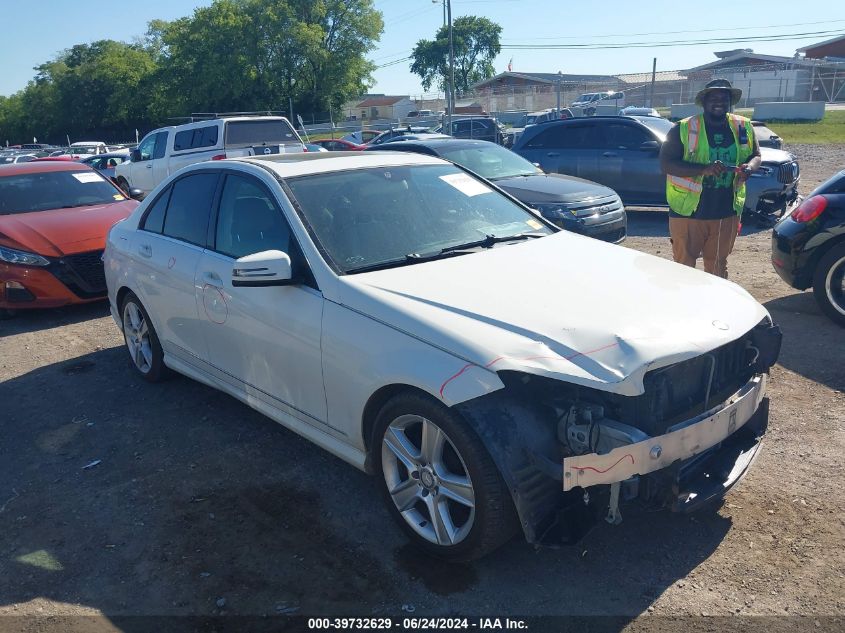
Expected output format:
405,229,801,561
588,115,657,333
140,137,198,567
546,152,560,157
146,163,153,169
138,244,152,258
602,152,618,157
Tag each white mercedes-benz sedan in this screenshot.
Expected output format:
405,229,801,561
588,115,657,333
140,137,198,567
104,152,781,560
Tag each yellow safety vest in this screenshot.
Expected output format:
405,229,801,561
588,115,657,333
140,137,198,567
665,113,756,217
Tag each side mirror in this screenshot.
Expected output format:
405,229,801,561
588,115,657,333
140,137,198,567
129,188,145,200
231,250,293,287
639,140,660,152
130,149,142,162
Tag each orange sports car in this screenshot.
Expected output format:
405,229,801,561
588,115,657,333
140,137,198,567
0,161,138,317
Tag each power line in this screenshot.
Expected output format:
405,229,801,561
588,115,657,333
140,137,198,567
500,18,845,41
500,29,845,50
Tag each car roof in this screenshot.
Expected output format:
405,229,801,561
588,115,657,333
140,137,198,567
0,161,91,176
225,151,446,178
379,138,497,150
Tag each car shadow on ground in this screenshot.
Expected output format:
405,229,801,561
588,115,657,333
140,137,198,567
764,293,845,392
0,301,111,337
1,349,733,628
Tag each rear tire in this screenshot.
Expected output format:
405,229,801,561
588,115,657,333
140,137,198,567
374,392,518,561
812,242,845,327
121,292,169,381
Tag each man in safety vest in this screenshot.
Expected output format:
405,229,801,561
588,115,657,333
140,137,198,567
660,79,761,278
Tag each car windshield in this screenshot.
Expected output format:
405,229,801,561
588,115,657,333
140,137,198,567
285,164,552,274
575,94,597,102
635,116,674,139
0,170,123,215
437,143,538,180
71,146,100,155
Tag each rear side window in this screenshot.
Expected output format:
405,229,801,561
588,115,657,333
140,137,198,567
224,120,299,146
173,130,193,152
174,126,219,152
161,173,219,246
141,187,171,233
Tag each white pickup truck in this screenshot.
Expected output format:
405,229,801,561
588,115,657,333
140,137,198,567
114,116,305,197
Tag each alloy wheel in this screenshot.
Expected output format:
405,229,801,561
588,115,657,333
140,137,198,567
381,414,476,547
123,301,153,374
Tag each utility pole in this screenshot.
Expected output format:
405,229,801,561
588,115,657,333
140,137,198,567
447,0,455,135
649,58,657,108
556,71,562,115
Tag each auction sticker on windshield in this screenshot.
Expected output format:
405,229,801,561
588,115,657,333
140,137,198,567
440,172,492,197
72,172,103,183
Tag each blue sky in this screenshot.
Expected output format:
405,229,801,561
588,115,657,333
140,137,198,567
2,0,843,99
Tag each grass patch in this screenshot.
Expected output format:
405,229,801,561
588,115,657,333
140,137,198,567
764,110,845,144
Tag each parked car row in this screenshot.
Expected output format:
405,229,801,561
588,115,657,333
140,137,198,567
10,110,844,564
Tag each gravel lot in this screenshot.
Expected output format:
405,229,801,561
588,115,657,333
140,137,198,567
1,144,843,632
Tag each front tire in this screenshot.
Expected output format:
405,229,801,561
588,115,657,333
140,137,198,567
812,242,845,327
121,292,169,381
374,392,518,561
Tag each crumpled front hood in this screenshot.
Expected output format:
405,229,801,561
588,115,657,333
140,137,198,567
494,173,617,204
0,200,137,257
337,231,768,397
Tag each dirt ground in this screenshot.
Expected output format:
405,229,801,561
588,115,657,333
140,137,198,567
1,144,843,632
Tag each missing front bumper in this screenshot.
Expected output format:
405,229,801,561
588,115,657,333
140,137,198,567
562,374,767,491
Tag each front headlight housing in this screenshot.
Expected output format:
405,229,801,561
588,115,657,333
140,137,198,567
0,244,50,267
532,203,576,220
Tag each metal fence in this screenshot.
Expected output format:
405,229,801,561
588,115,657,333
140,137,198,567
399,61,845,117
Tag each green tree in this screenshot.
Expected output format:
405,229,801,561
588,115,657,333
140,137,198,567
410,16,502,94
153,0,382,118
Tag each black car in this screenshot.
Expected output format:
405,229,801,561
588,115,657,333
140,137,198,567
370,138,626,243
512,115,800,224
752,121,783,150
434,116,506,145
367,127,432,146
772,169,845,326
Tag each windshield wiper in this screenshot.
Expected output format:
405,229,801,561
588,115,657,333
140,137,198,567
344,233,545,274
437,232,546,254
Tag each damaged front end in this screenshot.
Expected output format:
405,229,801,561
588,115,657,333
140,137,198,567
454,319,782,547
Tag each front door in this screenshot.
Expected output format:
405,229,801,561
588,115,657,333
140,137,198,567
196,172,328,426
598,122,663,204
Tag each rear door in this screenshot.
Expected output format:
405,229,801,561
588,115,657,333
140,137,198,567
132,171,220,366
517,122,601,181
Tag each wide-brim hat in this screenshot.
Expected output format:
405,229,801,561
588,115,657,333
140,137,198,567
695,79,742,106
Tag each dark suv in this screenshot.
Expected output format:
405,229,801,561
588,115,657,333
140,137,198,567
512,115,800,221
436,116,505,145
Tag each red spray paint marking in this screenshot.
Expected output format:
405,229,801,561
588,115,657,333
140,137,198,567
572,453,635,474
438,343,620,399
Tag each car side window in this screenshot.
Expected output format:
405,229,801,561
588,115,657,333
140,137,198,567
601,123,651,150
525,123,593,149
137,134,157,161
140,187,172,234
174,130,192,152
161,173,218,246
214,174,291,259
153,132,168,159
